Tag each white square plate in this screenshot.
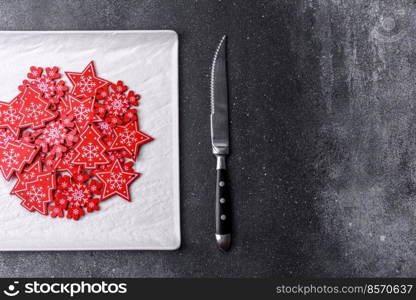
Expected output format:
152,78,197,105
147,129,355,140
0,30,180,250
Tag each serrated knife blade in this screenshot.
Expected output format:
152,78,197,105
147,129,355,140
210,35,229,155
210,35,231,251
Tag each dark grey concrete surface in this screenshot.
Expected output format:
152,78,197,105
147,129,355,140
0,0,415,277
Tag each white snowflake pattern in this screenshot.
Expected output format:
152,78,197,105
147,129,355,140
23,171,37,181
0,130,16,147
62,150,76,165
108,173,126,190
106,93,128,115
34,76,54,97
27,186,46,203
97,121,113,135
97,122,109,131
119,128,137,146
81,142,99,161
73,103,91,122
76,75,96,93
67,183,89,206
42,121,67,145
3,108,20,125
25,103,43,119
2,148,19,167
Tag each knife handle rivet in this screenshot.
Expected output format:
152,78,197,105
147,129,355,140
219,181,225,187
221,214,226,221
220,198,225,204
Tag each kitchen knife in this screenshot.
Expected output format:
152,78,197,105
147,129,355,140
210,35,231,251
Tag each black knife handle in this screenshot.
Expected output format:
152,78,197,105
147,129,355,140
215,155,231,251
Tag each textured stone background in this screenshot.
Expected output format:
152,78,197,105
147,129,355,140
0,0,415,277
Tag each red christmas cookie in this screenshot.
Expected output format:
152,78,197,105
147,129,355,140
110,121,153,159
65,94,98,132
0,96,24,137
95,160,140,201
19,86,57,129
11,160,44,195
0,141,38,180
65,61,110,99
16,172,56,215
71,125,109,169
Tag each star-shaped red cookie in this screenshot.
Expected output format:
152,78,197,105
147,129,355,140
65,61,110,99
16,172,56,215
0,141,39,181
110,121,153,159
0,96,24,137
65,94,97,132
95,160,140,201
19,86,57,129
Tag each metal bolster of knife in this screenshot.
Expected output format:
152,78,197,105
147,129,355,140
216,155,226,170
210,112,229,158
